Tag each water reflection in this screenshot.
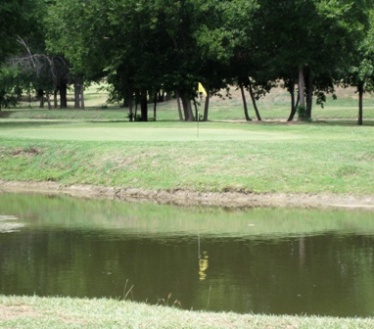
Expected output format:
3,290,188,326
199,252,209,281
0,215,24,233
198,234,209,281
0,193,374,317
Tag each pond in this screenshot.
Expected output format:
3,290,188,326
1,192,374,317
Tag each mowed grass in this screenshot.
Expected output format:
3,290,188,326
1,295,374,329
2,83,374,122
0,121,373,194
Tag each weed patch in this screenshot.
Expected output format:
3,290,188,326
11,147,41,157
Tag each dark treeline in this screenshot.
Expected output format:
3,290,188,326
1,0,374,124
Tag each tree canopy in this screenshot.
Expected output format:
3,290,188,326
1,0,374,123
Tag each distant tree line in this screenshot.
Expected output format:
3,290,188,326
1,0,374,124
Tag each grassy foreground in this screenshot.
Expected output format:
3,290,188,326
1,295,374,329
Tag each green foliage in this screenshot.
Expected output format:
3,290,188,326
45,0,259,104
0,0,37,62
46,0,100,78
345,8,374,88
1,0,373,122
0,66,24,110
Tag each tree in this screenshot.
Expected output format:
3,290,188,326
46,0,111,109
0,0,35,63
0,0,74,109
0,0,40,107
310,0,371,121
48,0,166,120
0,65,24,110
251,0,371,121
341,5,374,125
47,0,256,121
44,0,372,123
221,0,262,121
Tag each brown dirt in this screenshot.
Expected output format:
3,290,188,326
0,305,39,321
0,304,84,325
0,180,373,210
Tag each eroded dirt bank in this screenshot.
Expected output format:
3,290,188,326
1,180,373,210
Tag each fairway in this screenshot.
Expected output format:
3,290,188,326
0,121,303,142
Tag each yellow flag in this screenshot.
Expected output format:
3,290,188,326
198,82,207,96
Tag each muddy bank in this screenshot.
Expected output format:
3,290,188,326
0,180,373,210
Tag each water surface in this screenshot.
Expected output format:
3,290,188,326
0,193,374,317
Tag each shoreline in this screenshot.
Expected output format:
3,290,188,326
1,180,373,210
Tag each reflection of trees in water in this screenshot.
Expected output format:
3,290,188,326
299,236,305,268
3,226,374,316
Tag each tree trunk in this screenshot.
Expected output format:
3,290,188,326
358,82,364,126
240,84,251,121
193,98,199,122
295,92,300,109
74,79,85,109
203,90,210,121
298,66,305,110
59,82,67,109
153,92,157,121
123,96,130,108
125,89,134,121
80,88,85,109
248,81,261,121
180,92,194,121
287,80,297,122
140,91,148,122
134,90,140,120
46,92,52,110
74,81,80,109
128,98,134,122
38,89,44,108
54,90,58,108
305,66,313,120
127,97,135,122
176,92,184,121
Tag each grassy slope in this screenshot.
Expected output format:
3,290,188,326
1,296,374,329
0,122,373,194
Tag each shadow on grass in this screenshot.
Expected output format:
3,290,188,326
1,107,373,127
0,111,12,118
313,119,374,127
